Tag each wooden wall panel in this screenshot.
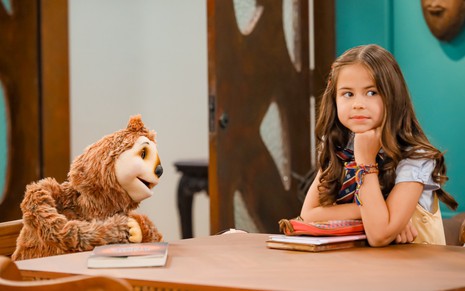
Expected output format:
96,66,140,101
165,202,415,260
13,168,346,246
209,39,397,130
0,0,69,221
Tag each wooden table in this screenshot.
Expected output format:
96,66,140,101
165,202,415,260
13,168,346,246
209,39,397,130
16,233,465,291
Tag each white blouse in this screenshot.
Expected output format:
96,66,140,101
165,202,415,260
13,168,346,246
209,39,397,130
395,158,439,212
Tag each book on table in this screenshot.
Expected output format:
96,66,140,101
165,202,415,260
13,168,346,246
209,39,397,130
87,242,168,269
279,218,365,236
266,234,367,252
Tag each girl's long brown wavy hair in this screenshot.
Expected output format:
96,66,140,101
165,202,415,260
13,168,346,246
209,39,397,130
315,44,458,210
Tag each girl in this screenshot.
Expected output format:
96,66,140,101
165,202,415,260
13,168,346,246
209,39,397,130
300,44,458,246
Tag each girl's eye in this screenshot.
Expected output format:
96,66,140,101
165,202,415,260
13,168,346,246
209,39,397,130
367,90,377,96
141,149,147,159
342,92,353,98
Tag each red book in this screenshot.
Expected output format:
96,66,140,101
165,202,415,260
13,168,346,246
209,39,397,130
279,219,365,236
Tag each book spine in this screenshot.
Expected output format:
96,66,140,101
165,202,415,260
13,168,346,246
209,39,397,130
267,240,366,252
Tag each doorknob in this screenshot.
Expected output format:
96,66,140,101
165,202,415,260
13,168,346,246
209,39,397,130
219,113,229,129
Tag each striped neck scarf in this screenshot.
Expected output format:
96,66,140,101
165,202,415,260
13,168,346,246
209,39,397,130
335,147,384,204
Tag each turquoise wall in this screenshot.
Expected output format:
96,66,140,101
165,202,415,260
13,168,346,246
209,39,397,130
336,0,393,52
336,0,465,217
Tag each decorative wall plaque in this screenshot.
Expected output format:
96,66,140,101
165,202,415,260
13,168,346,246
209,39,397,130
421,0,465,41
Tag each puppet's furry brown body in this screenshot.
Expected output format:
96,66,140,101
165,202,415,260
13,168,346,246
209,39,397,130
12,115,162,260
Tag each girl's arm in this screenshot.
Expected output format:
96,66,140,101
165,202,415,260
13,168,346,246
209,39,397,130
357,175,422,246
299,162,419,245
300,170,361,221
354,129,422,247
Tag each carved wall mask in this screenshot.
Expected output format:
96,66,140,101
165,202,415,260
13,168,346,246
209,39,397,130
421,0,465,41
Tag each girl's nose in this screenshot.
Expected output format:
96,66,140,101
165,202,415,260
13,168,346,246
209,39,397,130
352,96,365,109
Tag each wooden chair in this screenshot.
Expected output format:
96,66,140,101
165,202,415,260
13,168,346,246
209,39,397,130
461,220,465,245
443,212,465,246
0,220,23,257
0,255,133,291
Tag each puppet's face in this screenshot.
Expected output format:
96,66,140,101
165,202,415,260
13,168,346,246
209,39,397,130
115,136,163,202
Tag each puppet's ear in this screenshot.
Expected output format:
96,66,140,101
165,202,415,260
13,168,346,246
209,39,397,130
149,130,157,142
127,114,145,132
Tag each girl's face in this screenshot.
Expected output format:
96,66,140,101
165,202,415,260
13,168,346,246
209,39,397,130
335,63,384,134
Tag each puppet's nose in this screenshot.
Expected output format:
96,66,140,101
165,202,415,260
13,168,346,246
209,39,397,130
155,164,163,178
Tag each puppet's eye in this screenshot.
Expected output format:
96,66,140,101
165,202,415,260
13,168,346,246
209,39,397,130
141,148,147,159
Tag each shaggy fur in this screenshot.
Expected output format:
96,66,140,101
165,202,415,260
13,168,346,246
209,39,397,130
12,115,163,260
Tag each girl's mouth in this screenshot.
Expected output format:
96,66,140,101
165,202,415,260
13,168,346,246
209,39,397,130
350,116,369,120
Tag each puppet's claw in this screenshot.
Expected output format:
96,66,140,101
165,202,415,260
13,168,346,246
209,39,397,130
128,217,143,243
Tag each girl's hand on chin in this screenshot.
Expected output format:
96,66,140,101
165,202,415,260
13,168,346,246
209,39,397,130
354,128,382,164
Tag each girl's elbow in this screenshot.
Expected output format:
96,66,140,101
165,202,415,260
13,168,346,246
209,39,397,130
367,240,389,247
366,234,394,247
299,208,313,222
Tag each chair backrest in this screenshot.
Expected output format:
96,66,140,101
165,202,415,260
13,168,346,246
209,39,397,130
443,212,465,246
0,220,23,257
461,220,465,245
0,256,133,291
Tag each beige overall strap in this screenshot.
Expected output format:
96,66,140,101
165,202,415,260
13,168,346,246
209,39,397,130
412,194,446,245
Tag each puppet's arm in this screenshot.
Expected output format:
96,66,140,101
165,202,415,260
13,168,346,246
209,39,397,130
129,212,163,242
20,178,133,252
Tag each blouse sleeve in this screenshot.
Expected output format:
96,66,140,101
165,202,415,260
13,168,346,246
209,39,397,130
395,158,439,191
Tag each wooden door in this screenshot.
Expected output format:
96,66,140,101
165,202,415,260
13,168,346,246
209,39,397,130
208,0,334,234
0,0,70,221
